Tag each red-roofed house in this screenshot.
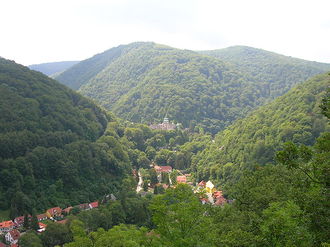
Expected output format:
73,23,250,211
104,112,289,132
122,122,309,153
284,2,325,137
213,191,223,199
89,201,99,209
5,230,20,244
10,244,18,247
0,242,7,247
13,216,25,227
79,203,91,211
154,165,172,173
46,207,62,218
56,219,68,225
37,214,47,221
176,175,187,184
38,222,47,232
0,221,14,233
200,198,209,205
63,207,73,215
214,196,227,206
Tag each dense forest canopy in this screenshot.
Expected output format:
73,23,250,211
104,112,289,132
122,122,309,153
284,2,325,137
192,72,330,188
0,58,130,216
200,45,330,98
55,42,330,134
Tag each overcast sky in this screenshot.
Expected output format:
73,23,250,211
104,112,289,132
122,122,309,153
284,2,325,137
1,0,329,65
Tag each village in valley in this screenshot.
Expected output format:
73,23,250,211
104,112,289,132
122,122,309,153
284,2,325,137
135,163,228,206
0,117,228,247
0,199,103,246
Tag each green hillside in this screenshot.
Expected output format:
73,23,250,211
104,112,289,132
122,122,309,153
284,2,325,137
28,61,79,76
200,46,330,98
192,72,330,185
55,43,330,134
0,58,130,216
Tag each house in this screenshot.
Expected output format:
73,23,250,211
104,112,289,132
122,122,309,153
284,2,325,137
37,213,48,221
37,222,47,232
0,221,14,233
46,207,62,218
205,181,216,193
5,230,20,244
176,175,187,184
89,201,99,209
79,203,91,211
149,117,176,131
13,216,25,227
154,165,172,173
0,242,7,247
213,191,223,199
10,244,18,247
56,219,68,224
214,196,227,206
200,198,209,205
63,207,73,215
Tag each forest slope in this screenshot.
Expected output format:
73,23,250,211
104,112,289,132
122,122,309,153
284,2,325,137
200,46,330,98
192,72,330,185
0,58,130,216
55,42,330,134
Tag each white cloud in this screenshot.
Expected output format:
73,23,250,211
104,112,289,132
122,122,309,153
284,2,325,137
0,0,329,65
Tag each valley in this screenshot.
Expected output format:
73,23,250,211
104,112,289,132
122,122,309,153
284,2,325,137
0,43,329,246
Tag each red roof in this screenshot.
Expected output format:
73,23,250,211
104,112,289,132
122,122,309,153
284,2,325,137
213,191,223,199
215,197,226,206
0,221,14,228
89,201,99,208
10,244,18,247
63,207,73,214
47,207,62,216
176,176,187,183
0,242,7,247
8,229,20,241
154,165,172,173
37,214,47,220
39,222,47,229
56,219,68,224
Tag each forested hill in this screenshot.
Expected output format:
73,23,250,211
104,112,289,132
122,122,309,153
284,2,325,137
0,58,130,216
200,46,330,98
54,42,329,134
193,72,330,185
28,61,79,77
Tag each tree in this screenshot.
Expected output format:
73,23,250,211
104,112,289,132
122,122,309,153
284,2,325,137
23,213,30,229
149,169,158,187
149,184,213,246
19,231,43,247
260,201,312,246
31,209,39,231
41,222,72,247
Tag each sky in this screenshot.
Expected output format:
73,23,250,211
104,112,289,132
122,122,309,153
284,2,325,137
1,0,330,65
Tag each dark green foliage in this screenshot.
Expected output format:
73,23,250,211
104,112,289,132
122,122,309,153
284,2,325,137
0,58,130,215
149,184,213,247
41,222,73,247
19,231,43,247
56,42,330,134
200,45,330,99
28,61,79,76
192,73,329,186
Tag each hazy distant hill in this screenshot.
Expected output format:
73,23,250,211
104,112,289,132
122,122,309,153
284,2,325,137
55,42,330,133
193,72,330,183
200,46,330,97
0,58,129,214
29,60,79,76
